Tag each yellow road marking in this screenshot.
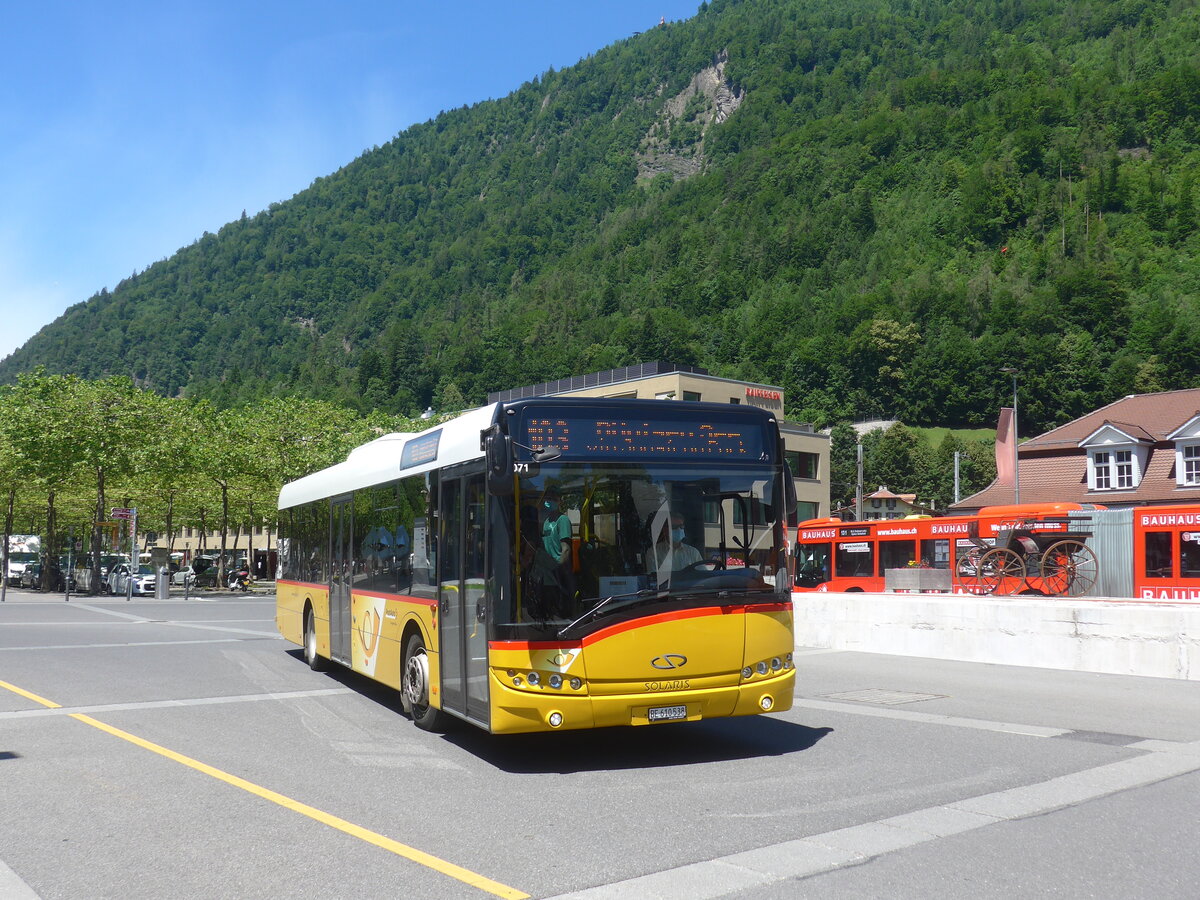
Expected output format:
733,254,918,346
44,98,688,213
0,681,528,899
0,680,61,708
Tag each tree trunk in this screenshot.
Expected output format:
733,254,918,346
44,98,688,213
219,482,229,584
2,486,14,603
91,466,105,595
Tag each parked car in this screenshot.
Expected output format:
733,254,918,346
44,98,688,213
6,551,38,586
107,563,157,596
18,563,42,589
171,557,218,587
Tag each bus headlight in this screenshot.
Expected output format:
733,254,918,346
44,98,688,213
771,657,783,671
755,661,769,675
742,666,753,680
527,672,540,686
760,695,774,710
548,673,563,689
569,677,582,690
548,711,563,728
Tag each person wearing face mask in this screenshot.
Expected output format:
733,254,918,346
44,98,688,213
541,489,572,565
667,513,702,571
540,488,576,608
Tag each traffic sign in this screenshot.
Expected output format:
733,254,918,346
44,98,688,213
111,507,136,520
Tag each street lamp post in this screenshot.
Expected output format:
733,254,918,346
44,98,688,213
1000,367,1019,504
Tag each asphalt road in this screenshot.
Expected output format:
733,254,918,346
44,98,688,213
1,588,1198,899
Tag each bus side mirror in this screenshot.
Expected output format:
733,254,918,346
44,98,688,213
484,430,513,496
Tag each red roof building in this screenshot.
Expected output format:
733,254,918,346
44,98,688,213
953,388,1200,512
860,485,935,520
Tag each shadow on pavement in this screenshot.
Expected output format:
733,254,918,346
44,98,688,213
448,717,833,774
293,651,832,772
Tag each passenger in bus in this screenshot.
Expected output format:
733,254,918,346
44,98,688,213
541,488,572,565
655,513,702,572
541,488,576,599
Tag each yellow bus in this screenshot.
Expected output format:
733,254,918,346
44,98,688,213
276,397,796,734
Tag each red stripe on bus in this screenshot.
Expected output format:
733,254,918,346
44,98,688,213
351,589,438,607
489,606,742,651
276,580,437,609
579,606,738,645
489,639,584,651
743,601,793,613
482,602,792,652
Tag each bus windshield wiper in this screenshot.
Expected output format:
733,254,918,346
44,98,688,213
558,588,663,637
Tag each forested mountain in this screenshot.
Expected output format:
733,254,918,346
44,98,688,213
4,0,1200,435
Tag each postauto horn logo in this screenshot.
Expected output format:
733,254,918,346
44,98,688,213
651,654,687,670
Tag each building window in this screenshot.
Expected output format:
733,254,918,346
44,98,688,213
1093,451,1111,490
1185,445,1200,486
1089,444,1144,491
1115,450,1134,489
654,391,676,400
785,451,819,480
729,397,740,404
682,391,701,402
796,501,819,521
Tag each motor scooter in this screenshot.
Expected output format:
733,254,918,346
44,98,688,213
228,566,252,592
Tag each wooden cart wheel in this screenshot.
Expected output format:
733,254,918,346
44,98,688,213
977,547,1026,595
1038,540,1099,597
956,549,988,594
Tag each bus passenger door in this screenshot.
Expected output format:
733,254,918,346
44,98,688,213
437,469,490,726
330,497,352,665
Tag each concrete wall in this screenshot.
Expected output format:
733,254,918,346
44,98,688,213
794,591,1200,681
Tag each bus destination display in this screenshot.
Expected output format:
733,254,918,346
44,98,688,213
522,415,765,460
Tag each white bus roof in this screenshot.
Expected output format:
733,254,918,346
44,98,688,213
278,404,497,510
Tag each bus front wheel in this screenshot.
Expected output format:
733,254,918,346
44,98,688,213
303,608,326,672
402,633,445,732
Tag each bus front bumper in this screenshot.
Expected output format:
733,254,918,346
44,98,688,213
488,669,795,734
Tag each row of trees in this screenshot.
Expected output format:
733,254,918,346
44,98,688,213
0,371,425,595
827,423,999,516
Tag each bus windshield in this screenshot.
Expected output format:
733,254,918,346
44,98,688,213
502,462,788,638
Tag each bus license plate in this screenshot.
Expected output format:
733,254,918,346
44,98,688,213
648,705,687,722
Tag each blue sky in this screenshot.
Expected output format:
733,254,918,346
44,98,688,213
0,1,701,361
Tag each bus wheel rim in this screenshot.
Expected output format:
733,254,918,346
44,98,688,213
405,651,430,710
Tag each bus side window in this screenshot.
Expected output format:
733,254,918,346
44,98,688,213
1145,532,1172,579
1181,533,1200,578
879,540,915,571
835,542,874,579
920,538,949,569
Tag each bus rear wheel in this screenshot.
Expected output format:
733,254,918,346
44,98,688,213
402,633,446,732
303,608,326,671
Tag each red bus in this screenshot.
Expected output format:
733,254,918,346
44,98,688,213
1133,505,1200,601
793,503,1103,595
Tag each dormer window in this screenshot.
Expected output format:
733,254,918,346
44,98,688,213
1184,444,1200,486
1089,448,1138,491
1081,423,1150,492
1167,414,1200,488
